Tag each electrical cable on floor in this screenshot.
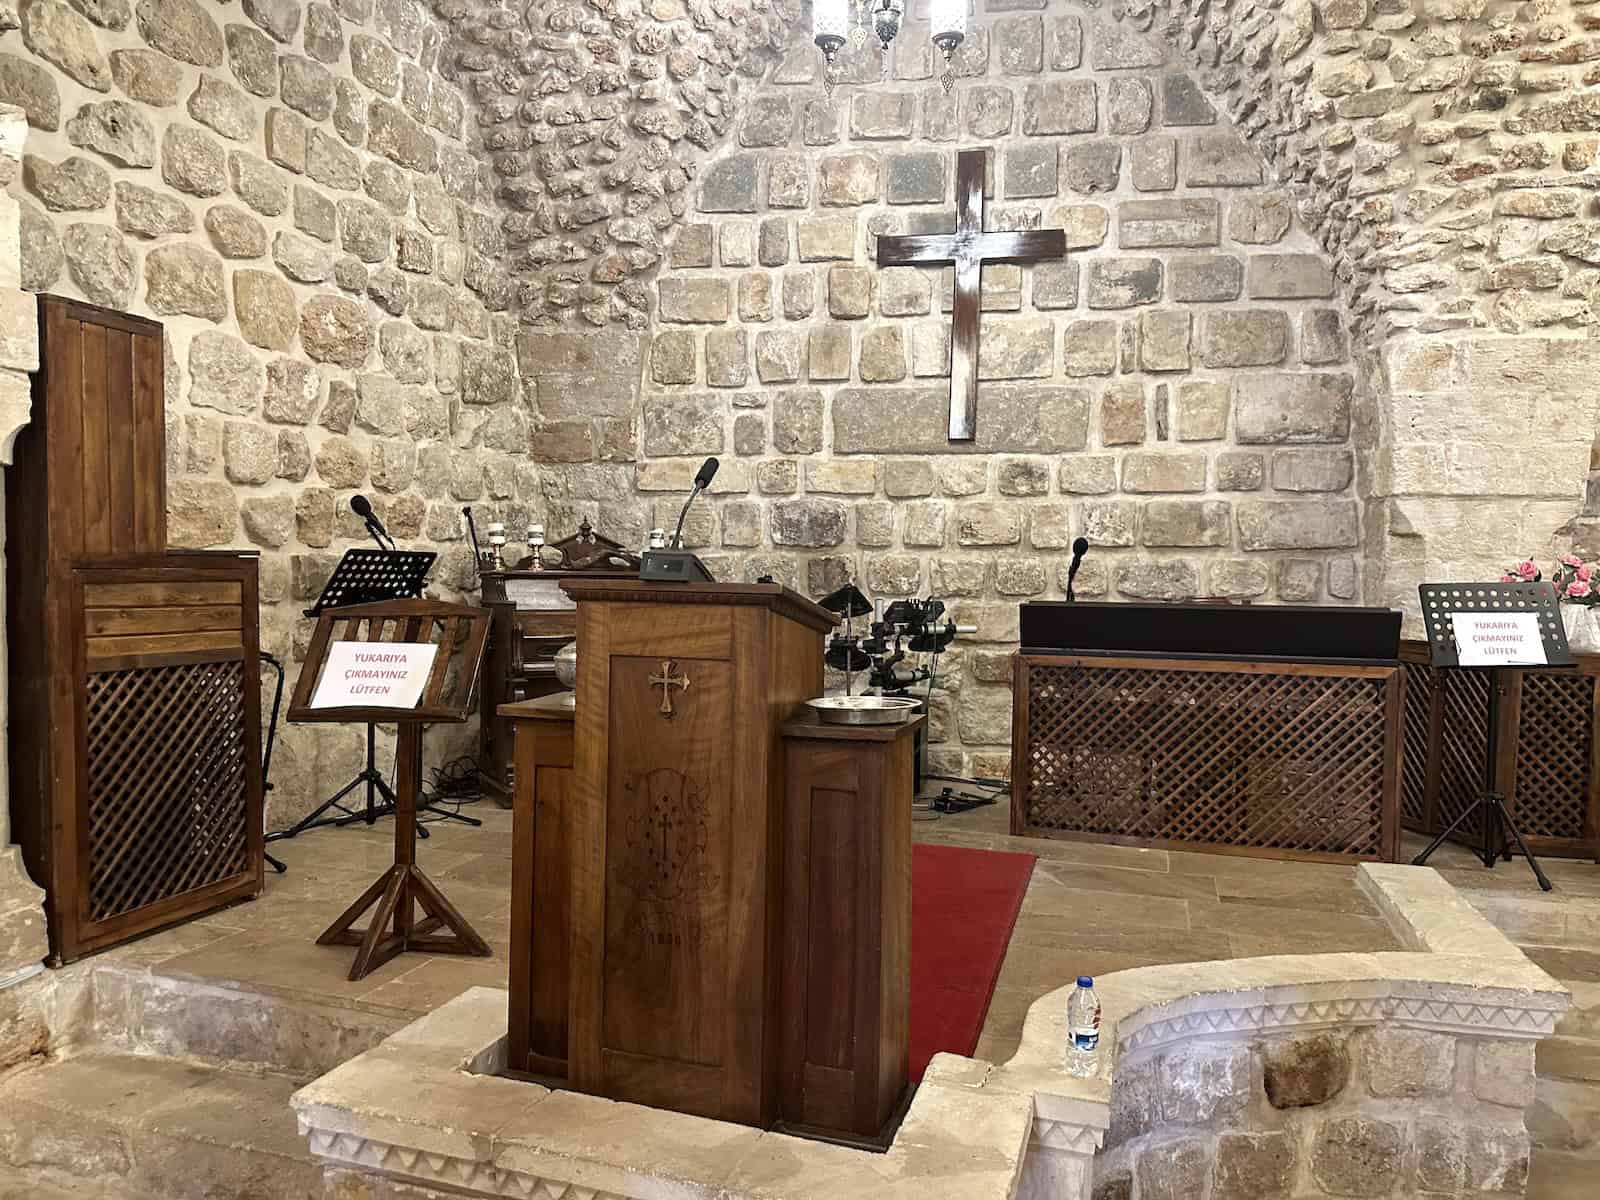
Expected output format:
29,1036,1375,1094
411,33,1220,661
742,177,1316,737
417,755,485,824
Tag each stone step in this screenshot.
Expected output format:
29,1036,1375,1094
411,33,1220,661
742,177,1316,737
1554,982,1600,1042
0,1052,321,1200
93,961,403,1083
1463,891,1590,946
1538,1036,1600,1083
1528,1147,1600,1200
1527,1075,1600,1153
0,1172,143,1200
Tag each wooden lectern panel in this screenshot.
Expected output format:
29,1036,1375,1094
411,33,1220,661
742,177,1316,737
601,654,733,1069
563,580,831,1127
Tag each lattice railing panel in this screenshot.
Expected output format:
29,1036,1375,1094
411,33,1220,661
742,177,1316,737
1513,673,1593,842
1400,661,1435,830
84,660,250,924
1019,663,1392,859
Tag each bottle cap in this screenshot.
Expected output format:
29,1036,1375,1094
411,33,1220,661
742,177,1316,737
1077,976,1093,988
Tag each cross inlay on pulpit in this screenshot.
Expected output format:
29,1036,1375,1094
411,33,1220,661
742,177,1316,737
875,149,1068,441
648,659,691,716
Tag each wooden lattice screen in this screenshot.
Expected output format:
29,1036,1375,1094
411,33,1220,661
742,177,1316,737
51,560,264,961
1399,640,1599,859
84,659,251,924
1012,655,1402,863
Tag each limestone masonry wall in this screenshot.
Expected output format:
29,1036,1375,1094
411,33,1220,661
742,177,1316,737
1094,1027,1535,1200
550,8,1362,779
7,0,1600,803
0,0,521,821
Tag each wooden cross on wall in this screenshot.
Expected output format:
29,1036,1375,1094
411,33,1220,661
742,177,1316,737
875,149,1068,442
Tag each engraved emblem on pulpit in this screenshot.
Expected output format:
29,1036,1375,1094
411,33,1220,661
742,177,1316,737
621,768,716,905
648,659,691,717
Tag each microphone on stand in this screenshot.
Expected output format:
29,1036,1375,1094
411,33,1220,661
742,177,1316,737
350,494,394,551
640,457,718,583
671,456,719,548
1066,537,1089,602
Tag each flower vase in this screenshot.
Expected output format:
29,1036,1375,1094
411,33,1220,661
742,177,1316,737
1561,604,1600,654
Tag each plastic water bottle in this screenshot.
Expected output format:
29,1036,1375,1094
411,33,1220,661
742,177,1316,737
1066,976,1100,1077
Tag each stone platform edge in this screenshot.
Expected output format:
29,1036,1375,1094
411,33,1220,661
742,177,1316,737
289,863,1570,1200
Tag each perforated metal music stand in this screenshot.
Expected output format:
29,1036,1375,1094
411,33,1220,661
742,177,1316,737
302,548,435,618
270,547,445,844
1412,582,1571,891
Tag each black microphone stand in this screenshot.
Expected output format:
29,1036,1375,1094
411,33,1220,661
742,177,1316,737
671,482,707,549
1066,538,1088,602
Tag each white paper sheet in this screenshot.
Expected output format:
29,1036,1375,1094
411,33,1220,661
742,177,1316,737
310,641,438,710
1451,612,1548,667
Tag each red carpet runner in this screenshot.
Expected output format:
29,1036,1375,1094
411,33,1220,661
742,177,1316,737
909,842,1037,1081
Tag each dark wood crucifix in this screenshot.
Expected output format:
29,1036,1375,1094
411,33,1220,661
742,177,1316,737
875,149,1067,442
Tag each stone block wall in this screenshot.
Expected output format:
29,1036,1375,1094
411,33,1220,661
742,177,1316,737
4,0,1600,811
613,9,1359,775
0,0,523,822
1094,1026,1535,1200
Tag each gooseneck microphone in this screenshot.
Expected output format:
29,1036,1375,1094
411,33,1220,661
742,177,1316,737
350,494,394,551
639,457,718,583
671,456,719,549
1066,536,1089,602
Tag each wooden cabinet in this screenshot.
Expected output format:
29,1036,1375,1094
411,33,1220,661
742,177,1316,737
503,694,577,1079
562,580,830,1127
6,296,262,964
477,567,629,805
778,718,919,1142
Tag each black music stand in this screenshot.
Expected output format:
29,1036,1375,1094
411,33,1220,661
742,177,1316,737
268,547,449,844
1411,582,1570,891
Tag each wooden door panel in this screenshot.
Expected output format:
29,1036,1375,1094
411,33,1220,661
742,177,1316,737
529,757,573,1064
601,654,733,1069
804,785,860,1071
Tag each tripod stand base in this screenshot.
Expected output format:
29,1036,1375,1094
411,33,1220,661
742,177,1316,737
1412,791,1553,892
317,862,491,981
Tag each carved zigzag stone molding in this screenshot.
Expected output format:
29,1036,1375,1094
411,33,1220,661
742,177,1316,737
309,1129,630,1200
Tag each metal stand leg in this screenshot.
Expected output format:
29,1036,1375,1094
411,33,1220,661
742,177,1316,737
421,802,483,828
266,723,429,842
1493,795,1554,892
1412,668,1553,891
1411,795,1483,867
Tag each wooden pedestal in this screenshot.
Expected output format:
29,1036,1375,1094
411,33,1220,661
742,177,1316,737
315,723,491,980
778,717,920,1144
503,694,577,1079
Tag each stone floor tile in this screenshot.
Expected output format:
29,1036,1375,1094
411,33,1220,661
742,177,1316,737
153,930,437,1010
1211,872,1382,917
1031,859,1220,902
1016,877,1191,931
1187,899,1396,945
359,955,509,1015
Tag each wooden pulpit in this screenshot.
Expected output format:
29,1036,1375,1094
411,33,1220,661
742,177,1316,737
288,599,492,980
560,580,833,1126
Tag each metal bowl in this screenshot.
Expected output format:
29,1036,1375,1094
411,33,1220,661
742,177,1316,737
805,695,921,726
554,640,578,688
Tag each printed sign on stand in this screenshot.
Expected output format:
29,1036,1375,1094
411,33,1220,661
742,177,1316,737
310,641,438,710
1451,612,1549,667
